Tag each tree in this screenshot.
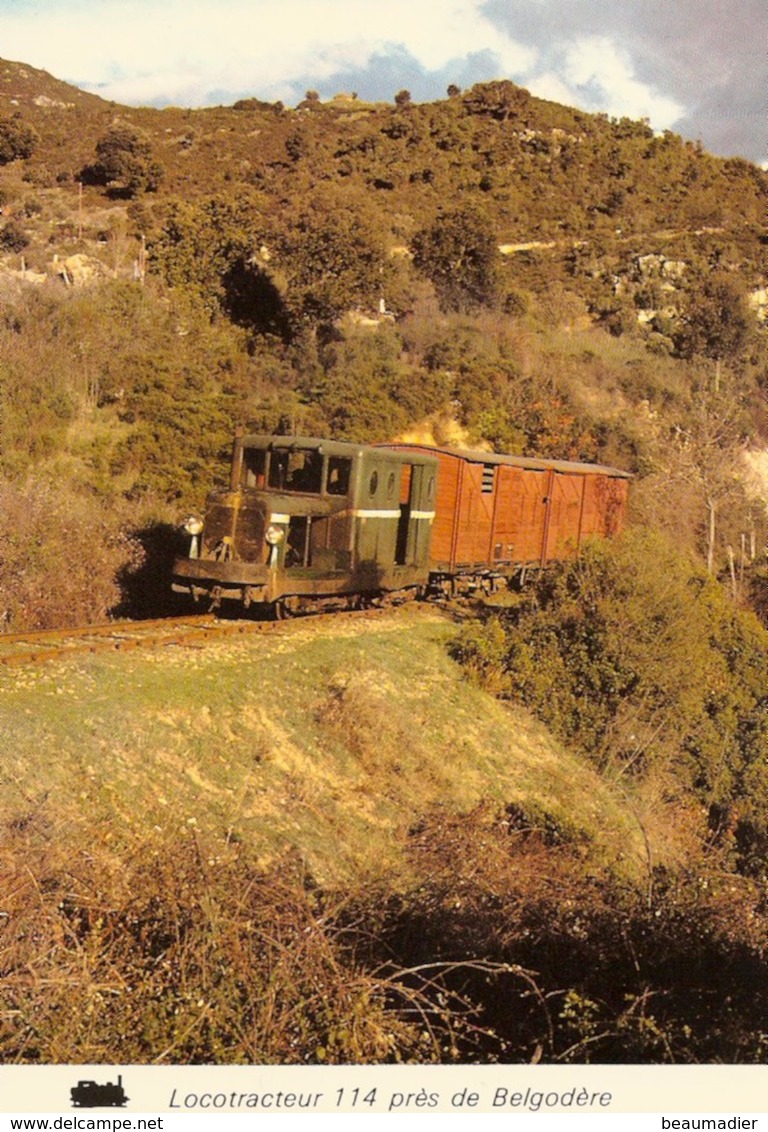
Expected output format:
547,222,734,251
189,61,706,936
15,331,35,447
0,220,29,252
298,90,322,111
394,90,412,109
313,325,453,441
276,199,389,330
461,80,531,121
152,199,250,307
676,273,753,390
150,198,287,335
412,209,500,312
450,528,768,873
90,124,163,196
659,392,748,574
0,115,39,164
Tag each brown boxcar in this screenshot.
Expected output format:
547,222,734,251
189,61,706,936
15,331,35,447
380,443,631,581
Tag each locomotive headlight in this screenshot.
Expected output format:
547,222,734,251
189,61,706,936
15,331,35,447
183,515,204,536
265,525,285,546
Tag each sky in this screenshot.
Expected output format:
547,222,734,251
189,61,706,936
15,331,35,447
1,0,764,164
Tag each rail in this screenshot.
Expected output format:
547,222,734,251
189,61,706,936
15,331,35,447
0,608,395,668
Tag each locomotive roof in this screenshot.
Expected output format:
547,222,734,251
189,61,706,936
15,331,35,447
239,434,438,464
381,442,633,479
241,434,366,455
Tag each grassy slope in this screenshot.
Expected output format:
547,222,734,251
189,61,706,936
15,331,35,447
0,607,645,888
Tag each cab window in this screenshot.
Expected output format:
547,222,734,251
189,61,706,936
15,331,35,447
327,456,352,496
268,448,323,493
242,448,267,489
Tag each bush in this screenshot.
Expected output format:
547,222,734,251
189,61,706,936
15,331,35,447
0,115,39,163
393,806,768,1062
451,530,768,875
89,124,164,196
0,829,443,1064
412,209,500,312
0,220,29,252
0,478,143,630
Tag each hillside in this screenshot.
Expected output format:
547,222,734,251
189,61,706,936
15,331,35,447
0,61,765,634
1,60,763,237
0,60,764,299
3,605,766,1065
0,608,643,886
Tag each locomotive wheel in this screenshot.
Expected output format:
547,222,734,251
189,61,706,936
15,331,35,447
272,596,302,620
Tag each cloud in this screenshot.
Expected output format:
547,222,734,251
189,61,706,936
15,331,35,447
0,0,762,161
482,0,763,159
2,0,535,105
533,36,684,129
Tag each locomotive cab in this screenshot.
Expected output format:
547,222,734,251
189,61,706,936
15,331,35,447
172,434,437,612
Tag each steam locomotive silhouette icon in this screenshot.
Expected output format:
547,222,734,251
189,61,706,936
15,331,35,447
70,1075,129,1108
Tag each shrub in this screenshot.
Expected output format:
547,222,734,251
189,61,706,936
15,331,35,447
394,806,768,1062
0,477,143,630
0,220,29,252
89,124,164,196
0,829,444,1064
451,530,768,875
412,208,500,312
0,115,39,163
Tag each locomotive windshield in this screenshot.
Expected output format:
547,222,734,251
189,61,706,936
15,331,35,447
242,448,267,488
239,444,353,496
268,447,324,494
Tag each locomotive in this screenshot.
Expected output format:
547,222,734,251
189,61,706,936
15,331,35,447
172,431,631,615
70,1075,128,1108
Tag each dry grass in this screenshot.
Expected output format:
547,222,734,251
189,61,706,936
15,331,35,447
0,821,450,1063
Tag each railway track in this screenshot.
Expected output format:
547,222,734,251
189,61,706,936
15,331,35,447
0,613,268,667
0,607,396,669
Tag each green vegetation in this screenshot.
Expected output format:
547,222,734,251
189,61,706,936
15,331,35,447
0,114,38,164
412,208,500,312
87,123,164,196
452,531,768,877
0,72,764,535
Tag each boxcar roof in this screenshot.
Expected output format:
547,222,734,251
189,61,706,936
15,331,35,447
381,442,632,479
